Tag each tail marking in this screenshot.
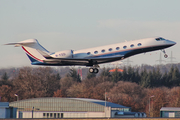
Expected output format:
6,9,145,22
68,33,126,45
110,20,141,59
22,46,43,62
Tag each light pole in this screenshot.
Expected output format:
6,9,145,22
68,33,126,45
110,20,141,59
149,95,154,117
105,89,106,118
14,94,18,101
32,107,34,118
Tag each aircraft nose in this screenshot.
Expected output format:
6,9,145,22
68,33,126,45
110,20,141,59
166,40,176,46
170,41,176,45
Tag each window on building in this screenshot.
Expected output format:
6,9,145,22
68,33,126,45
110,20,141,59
61,113,64,118
57,113,60,118
43,113,46,117
109,48,112,51
47,113,49,117
54,113,56,118
50,113,53,117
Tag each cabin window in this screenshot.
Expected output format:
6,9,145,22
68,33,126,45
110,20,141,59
109,48,112,51
87,52,91,55
116,47,120,50
123,46,127,49
138,43,142,46
94,51,98,54
130,44,134,48
101,49,105,53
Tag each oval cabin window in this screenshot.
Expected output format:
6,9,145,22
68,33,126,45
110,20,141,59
109,48,112,51
130,44,134,48
138,43,142,46
101,49,105,53
94,51,98,54
123,46,127,49
87,52,91,55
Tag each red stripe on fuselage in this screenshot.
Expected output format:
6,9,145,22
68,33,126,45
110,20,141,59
22,46,43,62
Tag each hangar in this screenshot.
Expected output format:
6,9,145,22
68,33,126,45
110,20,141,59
9,97,132,118
160,107,180,118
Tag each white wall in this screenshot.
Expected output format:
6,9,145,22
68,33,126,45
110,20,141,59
17,108,112,118
64,112,86,118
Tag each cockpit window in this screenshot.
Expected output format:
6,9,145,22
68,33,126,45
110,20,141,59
156,37,165,41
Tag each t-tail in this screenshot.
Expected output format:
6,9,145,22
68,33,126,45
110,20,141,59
5,39,49,65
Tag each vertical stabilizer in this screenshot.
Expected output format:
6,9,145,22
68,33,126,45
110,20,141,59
5,39,49,63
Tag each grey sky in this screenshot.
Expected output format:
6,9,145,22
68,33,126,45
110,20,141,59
0,0,179,68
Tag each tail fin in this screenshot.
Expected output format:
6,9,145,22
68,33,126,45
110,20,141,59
5,39,49,63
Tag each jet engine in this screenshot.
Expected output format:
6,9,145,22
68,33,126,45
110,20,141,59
53,50,73,58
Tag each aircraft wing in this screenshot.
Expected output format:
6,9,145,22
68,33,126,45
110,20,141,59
43,54,124,66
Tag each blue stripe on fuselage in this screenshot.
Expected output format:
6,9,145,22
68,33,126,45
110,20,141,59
26,53,39,62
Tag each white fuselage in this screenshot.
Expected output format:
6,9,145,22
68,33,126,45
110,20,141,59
6,37,176,68
72,37,175,59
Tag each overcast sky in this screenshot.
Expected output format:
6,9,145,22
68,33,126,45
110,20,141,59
0,0,180,68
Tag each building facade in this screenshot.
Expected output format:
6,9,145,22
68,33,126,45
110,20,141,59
0,102,17,118
9,97,133,118
160,107,180,118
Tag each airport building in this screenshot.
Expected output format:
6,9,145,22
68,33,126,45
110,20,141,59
9,97,145,118
0,102,17,118
160,107,180,118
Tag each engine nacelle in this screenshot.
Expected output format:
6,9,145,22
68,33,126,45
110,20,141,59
52,50,73,58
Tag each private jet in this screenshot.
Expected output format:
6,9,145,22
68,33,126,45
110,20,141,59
5,37,176,73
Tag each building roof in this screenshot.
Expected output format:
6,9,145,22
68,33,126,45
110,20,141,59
71,98,129,108
9,97,130,112
160,107,180,111
109,69,123,72
0,102,9,108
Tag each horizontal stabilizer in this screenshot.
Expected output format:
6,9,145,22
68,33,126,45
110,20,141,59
5,40,37,47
